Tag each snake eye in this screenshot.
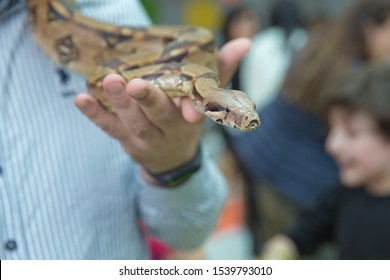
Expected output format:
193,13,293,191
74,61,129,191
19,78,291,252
205,102,225,112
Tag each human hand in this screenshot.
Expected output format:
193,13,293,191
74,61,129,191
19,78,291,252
75,37,251,179
258,234,299,260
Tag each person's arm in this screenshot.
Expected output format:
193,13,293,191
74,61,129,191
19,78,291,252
259,234,299,260
74,0,251,249
74,0,251,247
135,146,228,249
284,187,339,255
78,0,151,27
261,187,340,259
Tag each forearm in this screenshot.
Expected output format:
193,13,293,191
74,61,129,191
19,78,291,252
137,147,228,250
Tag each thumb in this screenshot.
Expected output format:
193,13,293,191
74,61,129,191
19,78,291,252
181,98,204,123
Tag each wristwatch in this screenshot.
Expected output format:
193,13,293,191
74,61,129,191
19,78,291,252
147,147,202,188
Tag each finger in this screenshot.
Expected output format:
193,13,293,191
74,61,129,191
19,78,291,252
181,98,204,123
218,37,251,87
103,73,131,110
103,74,162,138
74,93,129,140
125,78,181,127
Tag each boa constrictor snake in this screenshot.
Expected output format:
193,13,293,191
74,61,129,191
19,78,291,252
28,0,261,132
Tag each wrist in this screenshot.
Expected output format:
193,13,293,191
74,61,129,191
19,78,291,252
143,146,202,188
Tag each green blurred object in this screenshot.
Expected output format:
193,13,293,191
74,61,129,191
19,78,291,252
140,0,160,23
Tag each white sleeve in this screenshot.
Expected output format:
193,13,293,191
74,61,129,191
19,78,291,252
77,0,151,26
137,146,228,250
76,0,228,250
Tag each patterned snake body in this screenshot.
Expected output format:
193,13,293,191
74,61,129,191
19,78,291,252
28,0,260,132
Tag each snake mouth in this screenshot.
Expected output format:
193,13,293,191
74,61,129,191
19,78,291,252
245,119,260,132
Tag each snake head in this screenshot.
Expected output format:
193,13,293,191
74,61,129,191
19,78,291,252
204,90,261,132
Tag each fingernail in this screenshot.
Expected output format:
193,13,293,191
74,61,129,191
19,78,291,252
106,82,124,97
132,91,147,99
76,99,90,111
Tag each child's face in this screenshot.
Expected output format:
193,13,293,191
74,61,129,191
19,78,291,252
326,106,390,188
365,16,390,62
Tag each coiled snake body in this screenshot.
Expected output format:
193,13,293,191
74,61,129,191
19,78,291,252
28,0,260,132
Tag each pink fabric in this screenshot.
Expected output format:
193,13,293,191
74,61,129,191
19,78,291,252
139,221,173,259
147,236,174,260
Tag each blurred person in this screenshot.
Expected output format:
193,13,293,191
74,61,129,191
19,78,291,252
226,0,390,257
221,5,261,90
226,0,308,256
261,62,390,260
240,0,307,109
0,0,250,259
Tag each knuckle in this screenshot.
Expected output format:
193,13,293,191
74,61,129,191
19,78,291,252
99,120,123,139
99,122,114,134
134,94,155,107
131,125,154,138
157,111,177,125
84,103,100,120
110,95,131,109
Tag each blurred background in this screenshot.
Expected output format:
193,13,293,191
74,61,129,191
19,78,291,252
141,0,355,29
140,0,355,61
138,0,390,260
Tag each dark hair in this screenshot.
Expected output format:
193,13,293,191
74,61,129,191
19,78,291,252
326,62,390,138
284,0,390,114
221,6,258,42
270,0,304,38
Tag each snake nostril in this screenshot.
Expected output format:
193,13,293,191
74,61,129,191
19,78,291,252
248,119,259,128
244,119,260,131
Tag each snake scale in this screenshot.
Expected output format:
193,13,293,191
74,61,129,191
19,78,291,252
28,0,260,132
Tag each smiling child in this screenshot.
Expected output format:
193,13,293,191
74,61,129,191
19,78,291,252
260,62,390,259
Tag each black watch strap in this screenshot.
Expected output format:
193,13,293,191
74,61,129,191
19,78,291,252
147,147,202,188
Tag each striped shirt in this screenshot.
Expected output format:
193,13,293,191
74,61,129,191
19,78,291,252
0,0,227,259
0,0,27,19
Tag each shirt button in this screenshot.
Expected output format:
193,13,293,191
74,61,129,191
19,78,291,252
5,240,17,251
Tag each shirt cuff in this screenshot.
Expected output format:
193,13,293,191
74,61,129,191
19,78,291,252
137,146,228,210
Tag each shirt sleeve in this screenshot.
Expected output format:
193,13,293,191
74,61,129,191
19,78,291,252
77,0,151,26
284,187,340,255
136,146,228,250
77,0,228,250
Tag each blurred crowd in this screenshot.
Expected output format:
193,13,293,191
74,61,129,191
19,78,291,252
216,0,390,260
146,0,390,260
